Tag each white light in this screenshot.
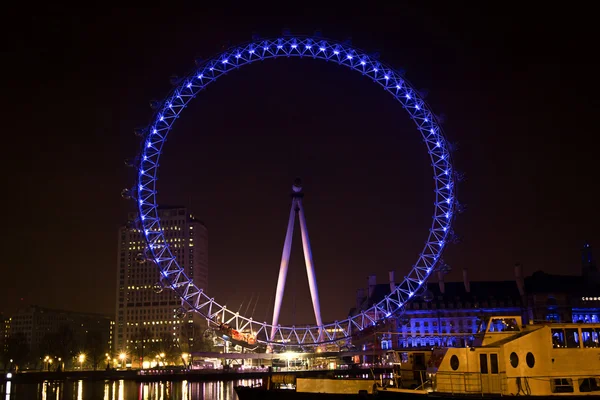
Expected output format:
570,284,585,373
444,170,449,175
222,59,228,64
445,213,450,218
146,142,151,148
424,118,428,122
373,68,378,72
167,103,172,107
396,85,401,89
443,227,447,231
209,67,214,71
235,54,241,58
277,45,283,49
347,54,353,59
249,50,254,54
306,45,311,49
138,185,142,191
152,129,157,134
409,292,414,297
6,373,11,379
263,47,268,50
360,61,366,65
197,74,203,79
384,75,389,80
430,128,435,134
446,184,450,189
291,44,297,48
406,94,411,99
319,47,325,51
159,116,164,121
143,156,147,161
416,105,420,110
334,50,339,55
436,142,441,147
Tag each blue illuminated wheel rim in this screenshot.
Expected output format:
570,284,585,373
132,36,456,347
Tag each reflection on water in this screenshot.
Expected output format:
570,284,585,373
0,378,261,400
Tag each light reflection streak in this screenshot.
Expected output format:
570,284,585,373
5,381,10,400
118,380,124,400
77,380,83,400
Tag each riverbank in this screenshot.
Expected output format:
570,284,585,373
1,367,392,384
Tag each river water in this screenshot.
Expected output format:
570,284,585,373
0,379,262,400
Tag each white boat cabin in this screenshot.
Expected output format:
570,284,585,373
426,315,600,396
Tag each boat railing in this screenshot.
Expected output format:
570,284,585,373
433,371,600,396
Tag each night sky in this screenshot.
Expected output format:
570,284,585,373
1,4,598,326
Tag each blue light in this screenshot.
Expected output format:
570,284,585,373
132,36,456,346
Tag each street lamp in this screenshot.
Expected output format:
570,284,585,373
119,353,126,369
78,354,85,371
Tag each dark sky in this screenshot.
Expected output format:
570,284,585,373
1,4,598,326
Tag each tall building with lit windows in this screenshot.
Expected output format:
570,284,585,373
114,207,208,366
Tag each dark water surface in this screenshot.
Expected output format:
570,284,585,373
0,379,262,400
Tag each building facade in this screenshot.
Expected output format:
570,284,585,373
114,207,208,366
350,269,524,351
8,305,111,363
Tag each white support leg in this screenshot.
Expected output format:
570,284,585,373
297,199,323,334
270,199,297,341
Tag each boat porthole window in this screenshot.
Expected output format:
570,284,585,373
450,355,459,371
526,352,535,368
510,352,519,368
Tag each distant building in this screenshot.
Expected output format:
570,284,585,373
114,207,208,366
350,268,524,351
524,243,600,324
9,305,111,355
350,243,600,351
1,315,10,366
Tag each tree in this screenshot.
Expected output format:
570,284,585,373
84,330,107,371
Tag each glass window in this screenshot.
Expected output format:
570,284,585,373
490,354,499,374
578,378,600,392
551,378,574,393
565,328,580,348
552,329,565,348
479,354,488,374
489,318,519,332
582,328,599,348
